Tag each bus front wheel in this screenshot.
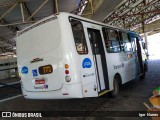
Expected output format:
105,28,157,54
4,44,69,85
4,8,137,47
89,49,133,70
110,76,120,98
140,63,147,79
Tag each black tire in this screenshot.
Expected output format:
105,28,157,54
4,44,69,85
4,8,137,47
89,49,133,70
110,76,120,98
140,72,145,79
144,63,148,72
140,74,145,79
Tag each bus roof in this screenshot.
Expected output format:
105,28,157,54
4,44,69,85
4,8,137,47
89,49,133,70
64,12,127,31
17,12,128,36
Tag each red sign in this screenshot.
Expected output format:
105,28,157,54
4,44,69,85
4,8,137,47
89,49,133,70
35,79,45,84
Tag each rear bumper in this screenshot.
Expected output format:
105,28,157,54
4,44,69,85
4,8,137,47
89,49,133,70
22,83,83,99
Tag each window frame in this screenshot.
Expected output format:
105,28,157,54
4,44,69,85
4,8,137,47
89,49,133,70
119,31,133,52
70,19,88,55
102,27,121,53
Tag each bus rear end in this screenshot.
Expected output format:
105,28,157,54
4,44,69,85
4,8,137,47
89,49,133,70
16,15,83,99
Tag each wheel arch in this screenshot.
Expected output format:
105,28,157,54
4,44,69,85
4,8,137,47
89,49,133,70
114,73,122,85
110,73,122,98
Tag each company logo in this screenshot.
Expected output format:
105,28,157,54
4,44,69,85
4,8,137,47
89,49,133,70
34,84,48,89
44,84,48,89
32,69,38,77
82,58,92,68
2,112,42,118
21,66,28,74
2,112,11,117
113,63,124,69
30,58,43,63
83,73,94,77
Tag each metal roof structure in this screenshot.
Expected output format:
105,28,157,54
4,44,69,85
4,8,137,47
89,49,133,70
102,0,160,34
0,0,81,57
0,0,159,57
82,0,160,34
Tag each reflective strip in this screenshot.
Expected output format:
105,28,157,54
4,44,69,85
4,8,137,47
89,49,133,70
98,90,110,96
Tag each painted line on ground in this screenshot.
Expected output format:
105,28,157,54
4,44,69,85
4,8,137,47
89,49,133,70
0,94,23,103
0,81,20,87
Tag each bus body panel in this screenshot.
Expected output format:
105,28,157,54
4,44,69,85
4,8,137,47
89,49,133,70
83,27,101,93
16,12,147,99
82,23,109,94
19,58,64,91
128,31,148,77
82,21,136,92
17,17,65,92
17,13,85,99
60,14,99,97
22,83,83,99
79,55,99,97
104,52,136,91
57,14,83,85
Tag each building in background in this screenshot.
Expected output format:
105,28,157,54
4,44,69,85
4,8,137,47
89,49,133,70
0,57,17,79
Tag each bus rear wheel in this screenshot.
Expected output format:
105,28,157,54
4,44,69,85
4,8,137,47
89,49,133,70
110,76,120,98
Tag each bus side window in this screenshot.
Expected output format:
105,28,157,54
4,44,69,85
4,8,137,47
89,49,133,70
120,32,132,52
70,19,88,54
102,28,120,53
131,37,137,52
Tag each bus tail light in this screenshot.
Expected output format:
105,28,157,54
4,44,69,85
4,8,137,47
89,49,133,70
65,70,69,74
65,64,69,69
64,64,71,82
65,76,71,82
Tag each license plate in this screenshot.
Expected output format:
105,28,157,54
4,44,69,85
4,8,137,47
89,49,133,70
35,79,45,84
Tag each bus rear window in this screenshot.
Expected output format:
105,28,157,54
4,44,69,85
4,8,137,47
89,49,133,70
70,19,88,54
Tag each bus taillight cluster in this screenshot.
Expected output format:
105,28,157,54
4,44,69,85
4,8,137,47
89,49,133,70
65,64,71,82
